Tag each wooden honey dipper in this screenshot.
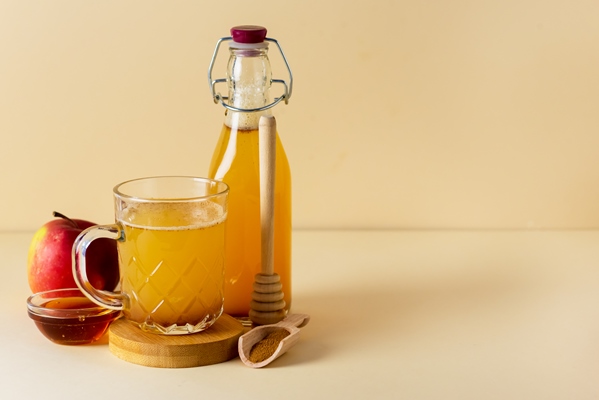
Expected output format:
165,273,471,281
249,115,286,325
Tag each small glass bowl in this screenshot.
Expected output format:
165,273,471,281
27,288,121,345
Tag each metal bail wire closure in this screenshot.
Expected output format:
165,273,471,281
207,36,293,113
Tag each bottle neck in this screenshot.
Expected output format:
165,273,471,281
225,46,272,130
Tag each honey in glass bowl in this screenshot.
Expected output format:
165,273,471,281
27,288,121,345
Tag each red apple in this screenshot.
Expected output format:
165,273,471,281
27,211,119,293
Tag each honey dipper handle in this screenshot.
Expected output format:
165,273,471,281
259,115,277,276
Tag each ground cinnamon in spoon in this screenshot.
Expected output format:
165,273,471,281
248,329,290,363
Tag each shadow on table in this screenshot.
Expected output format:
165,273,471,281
284,263,536,366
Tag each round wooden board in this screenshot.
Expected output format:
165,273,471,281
108,314,244,368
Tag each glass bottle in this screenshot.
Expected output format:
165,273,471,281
207,26,292,318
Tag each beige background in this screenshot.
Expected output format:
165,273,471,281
1,0,598,231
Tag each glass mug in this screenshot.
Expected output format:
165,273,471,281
73,176,229,335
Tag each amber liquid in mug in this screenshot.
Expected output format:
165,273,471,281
209,123,292,317
118,201,227,332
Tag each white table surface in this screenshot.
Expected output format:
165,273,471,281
1,230,599,399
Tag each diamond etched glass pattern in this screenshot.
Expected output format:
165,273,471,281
118,202,226,334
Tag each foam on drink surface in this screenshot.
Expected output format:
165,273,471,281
120,201,226,231
225,110,265,131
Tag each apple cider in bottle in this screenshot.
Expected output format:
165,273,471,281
207,26,293,319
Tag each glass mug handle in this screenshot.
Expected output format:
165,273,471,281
72,224,124,310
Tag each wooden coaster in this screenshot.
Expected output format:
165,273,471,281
108,314,244,368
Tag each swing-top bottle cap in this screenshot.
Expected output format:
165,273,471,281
231,25,267,44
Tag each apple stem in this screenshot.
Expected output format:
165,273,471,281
53,211,79,229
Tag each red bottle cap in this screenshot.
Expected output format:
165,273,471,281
230,25,267,44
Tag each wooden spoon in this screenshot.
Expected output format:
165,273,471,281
249,115,286,325
238,313,310,368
